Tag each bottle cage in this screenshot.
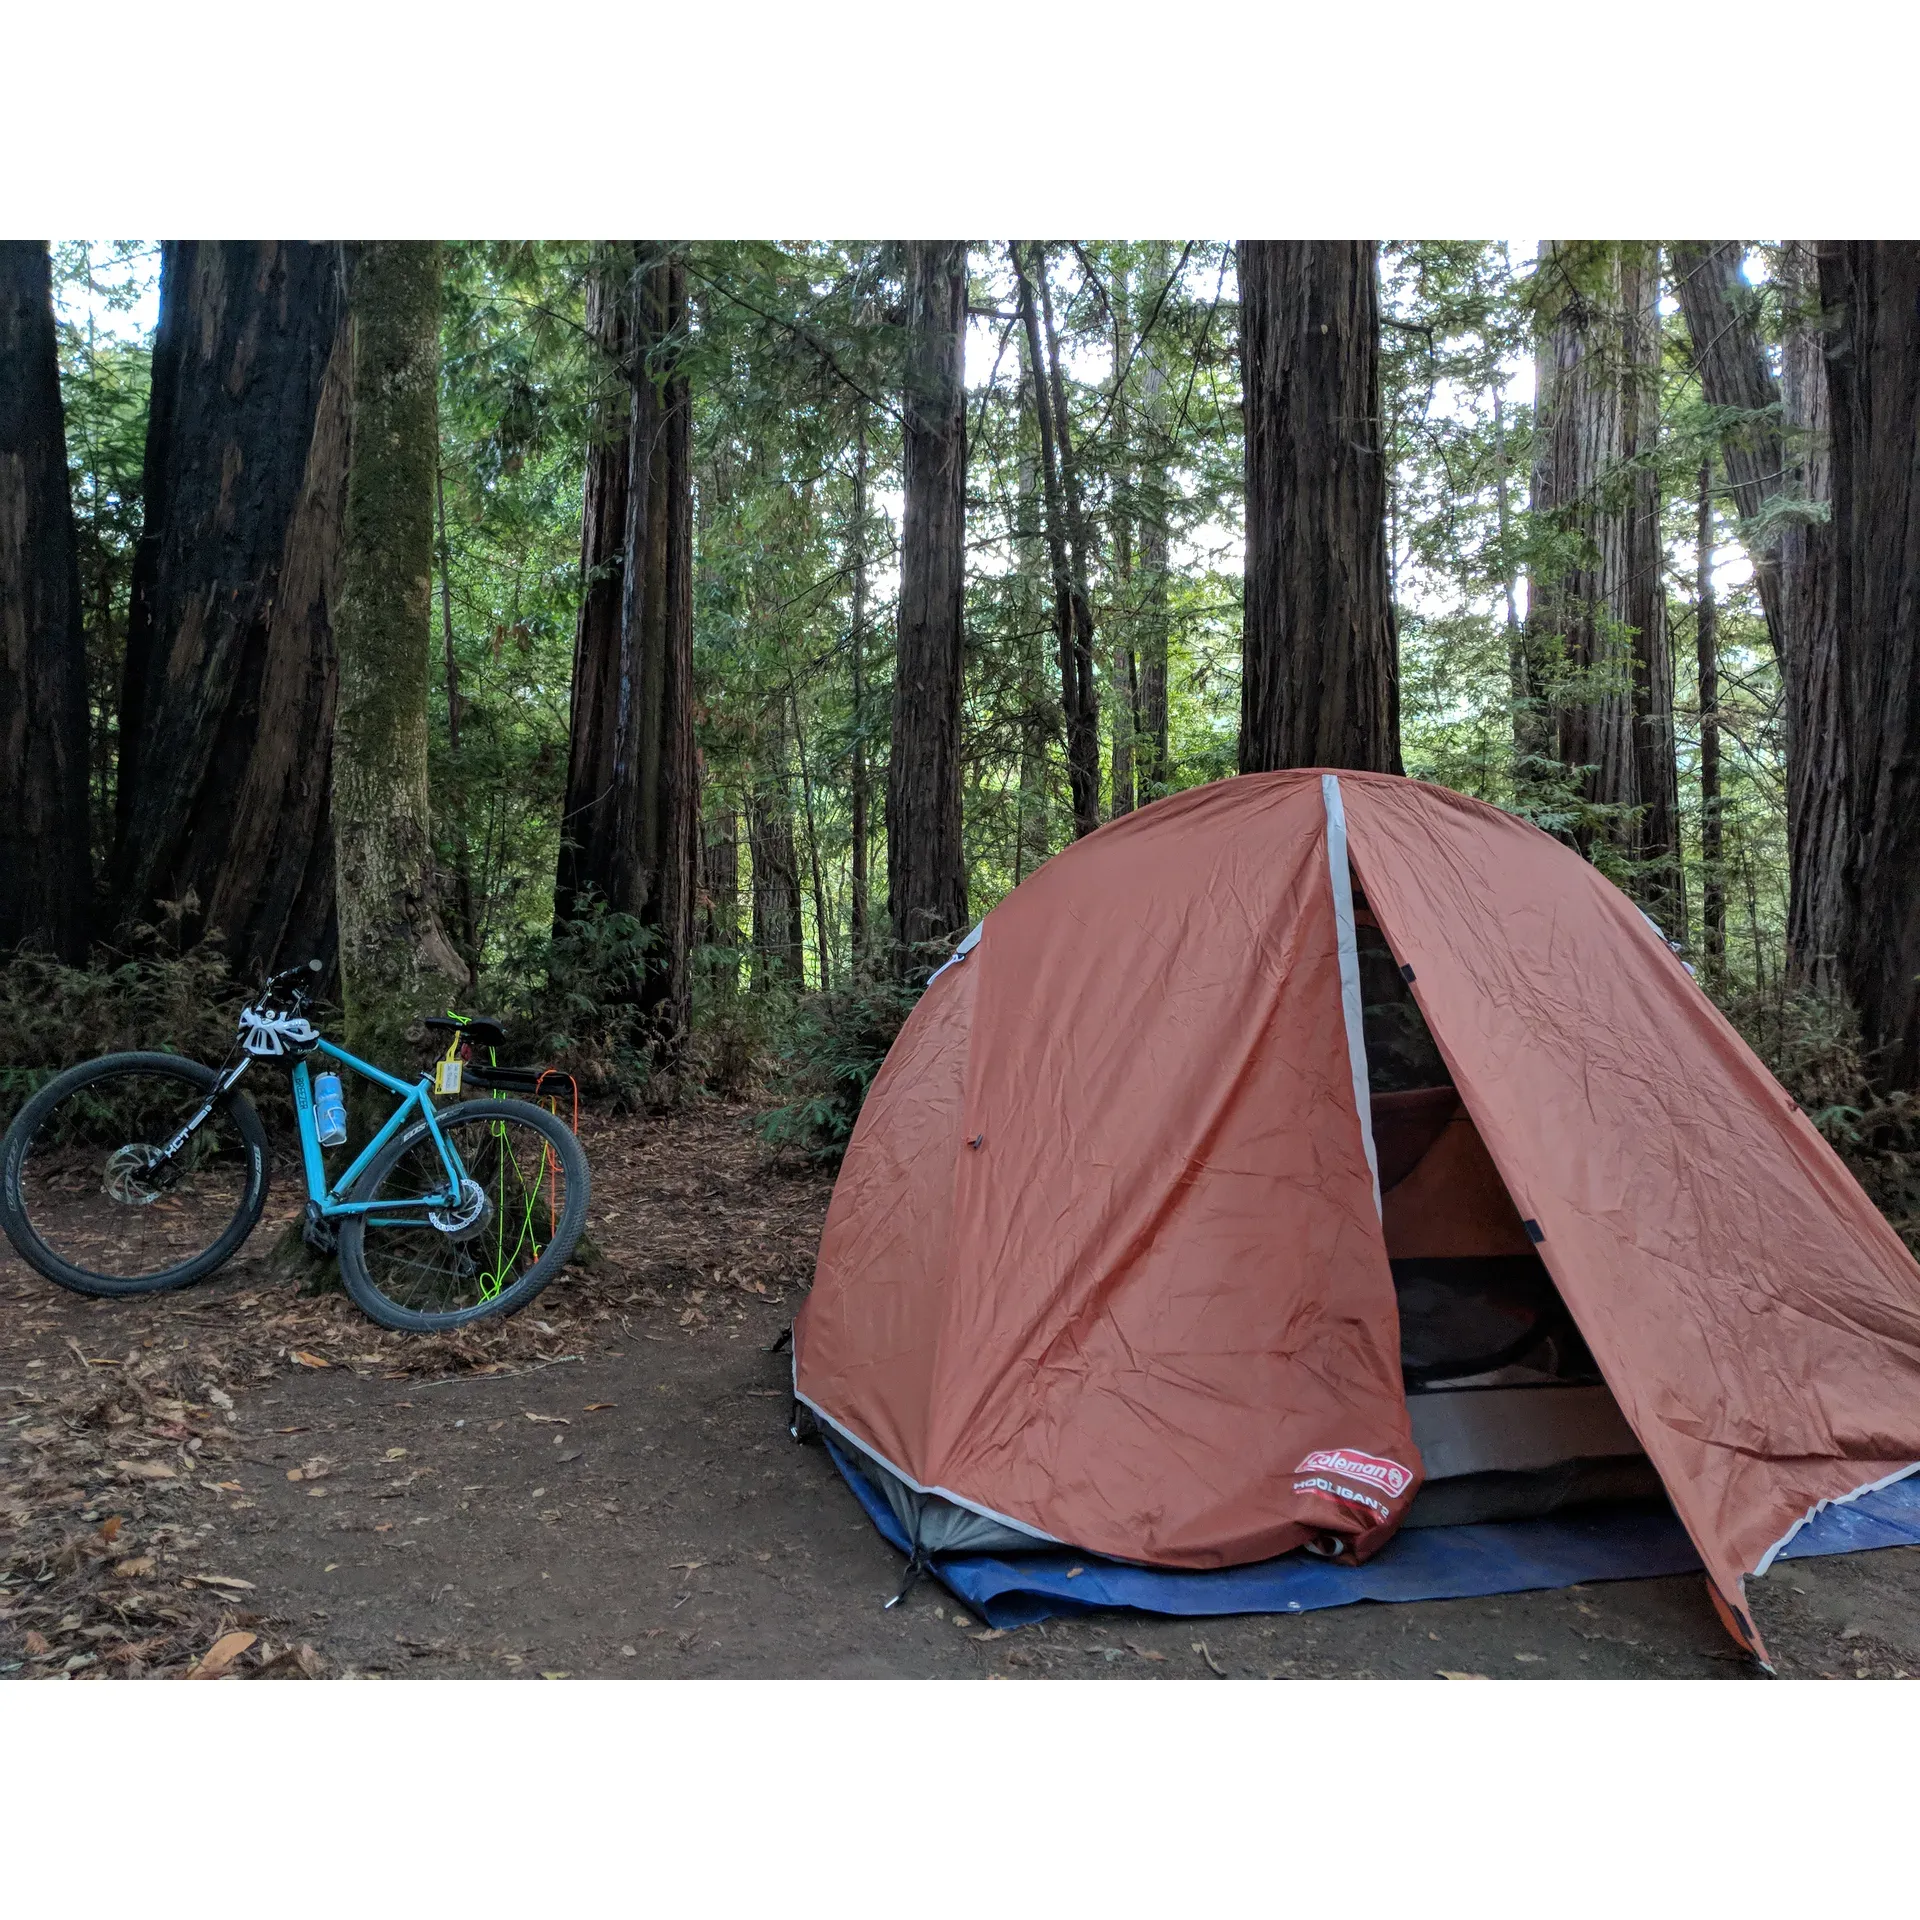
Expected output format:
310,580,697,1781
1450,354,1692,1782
240,1007,320,1056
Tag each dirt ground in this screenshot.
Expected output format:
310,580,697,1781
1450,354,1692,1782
4,1106,1917,1682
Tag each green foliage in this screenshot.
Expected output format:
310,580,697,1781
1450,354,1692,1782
1722,983,1920,1250
0,930,250,1129
758,972,917,1163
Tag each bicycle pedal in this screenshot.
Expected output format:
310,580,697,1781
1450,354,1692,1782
301,1203,338,1256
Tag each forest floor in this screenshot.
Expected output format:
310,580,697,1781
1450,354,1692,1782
3,1103,1917,1683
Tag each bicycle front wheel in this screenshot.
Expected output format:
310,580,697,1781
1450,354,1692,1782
0,1052,270,1297
336,1097,589,1333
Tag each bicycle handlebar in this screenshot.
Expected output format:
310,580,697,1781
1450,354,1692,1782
262,958,324,993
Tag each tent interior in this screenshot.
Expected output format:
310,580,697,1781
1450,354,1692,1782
1352,883,1663,1531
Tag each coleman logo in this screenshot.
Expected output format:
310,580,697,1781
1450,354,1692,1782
1294,1448,1412,1500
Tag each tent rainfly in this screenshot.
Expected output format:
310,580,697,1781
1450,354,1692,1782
793,771,1920,1663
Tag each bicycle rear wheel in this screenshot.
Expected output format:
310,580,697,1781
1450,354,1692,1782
0,1052,270,1296
336,1097,589,1333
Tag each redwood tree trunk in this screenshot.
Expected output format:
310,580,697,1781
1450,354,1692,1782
1237,240,1399,774
555,243,635,927
1668,243,1787,659
332,241,468,1070
1779,240,1846,987
887,240,970,968
1818,241,1920,1087
1013,243,1101,839
1696,458,1725,977
556,247,698,1049
109,241,348,977
1529,239,1674,887
847,407,872,962
1672,239,1843,980
1621,247,1682,929
0,241,91,961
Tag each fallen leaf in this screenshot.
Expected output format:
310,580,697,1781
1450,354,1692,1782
290,1351,330,1369
1437,1670,1492,1681
186,1573,255,1591
668,1560,705,1576
522,1412,570,1425
286,1469,303,1482
1125,1641,1167,1662
324,1564,339,1573
116,1459,176,1480
540,1671,571,1680
1192,1640,1227,1678
189,1630,257,1679
96,1516,123,1546
199,1480,242,1495
970,1628,1008,1642
23,1631,49,1656
584,1403,614,1413
207,1387,234,1411
385,1448,408,1460
1514,1652,1545,1664
112,1556,156,1579
556,1449,582,1463
300,1458,333,1479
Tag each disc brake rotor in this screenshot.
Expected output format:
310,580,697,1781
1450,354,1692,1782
102,1144,169,1207
428,1177,494,1243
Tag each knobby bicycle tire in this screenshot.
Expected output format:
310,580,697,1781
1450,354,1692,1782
0,1051,271,1297
335,1096,589,1333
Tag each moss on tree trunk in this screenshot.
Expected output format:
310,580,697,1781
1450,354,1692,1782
332,241,467,1080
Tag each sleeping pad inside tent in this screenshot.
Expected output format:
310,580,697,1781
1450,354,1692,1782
791,771,1920,1662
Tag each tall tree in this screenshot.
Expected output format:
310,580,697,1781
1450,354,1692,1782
555,246,700,1046
1620,247,1682,926
555,243,636,928
332,241,467,1069
1818,242,1920,1087
1013,242,1101,835
888,240,970,966
0,241,91,961
1671,240,1842,980
1527,239,1679,915
847,406,873,960
1779,241,1845,988
1134,243,1175,801
1237,240,1400,774
1695,458,1725,977
108,241,348,976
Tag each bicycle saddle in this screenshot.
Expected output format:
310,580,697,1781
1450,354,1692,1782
424,1014,509,1052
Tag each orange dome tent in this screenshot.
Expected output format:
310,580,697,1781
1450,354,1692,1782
793,772,1920,1661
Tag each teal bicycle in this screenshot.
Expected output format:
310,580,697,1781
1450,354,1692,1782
0,960,589,1333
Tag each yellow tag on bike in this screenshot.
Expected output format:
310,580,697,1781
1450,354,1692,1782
435,1058,464,1096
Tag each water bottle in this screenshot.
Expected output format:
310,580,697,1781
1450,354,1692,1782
313,1072,348,1148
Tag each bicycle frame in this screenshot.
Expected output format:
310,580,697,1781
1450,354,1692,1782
289,1039,466,1219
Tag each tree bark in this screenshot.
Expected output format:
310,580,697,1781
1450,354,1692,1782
332,241,468,1070
1013,243,1101,836
1696,458,1725,978
1778,241,1846,988
701,807,740,989
1108,259,1136,821
748,755,803,990
1818,241,1920,1087
1668,243,1788,660
1671,239,1844,982
1621,247,1682,930
0,241,91,962
1529,239,1676,890
1136,249,1173,799
555,246,699,1050
1237,240,1400,774
555,244,635,928
108,241,348,977
847,407,872,963
888,240,970,969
